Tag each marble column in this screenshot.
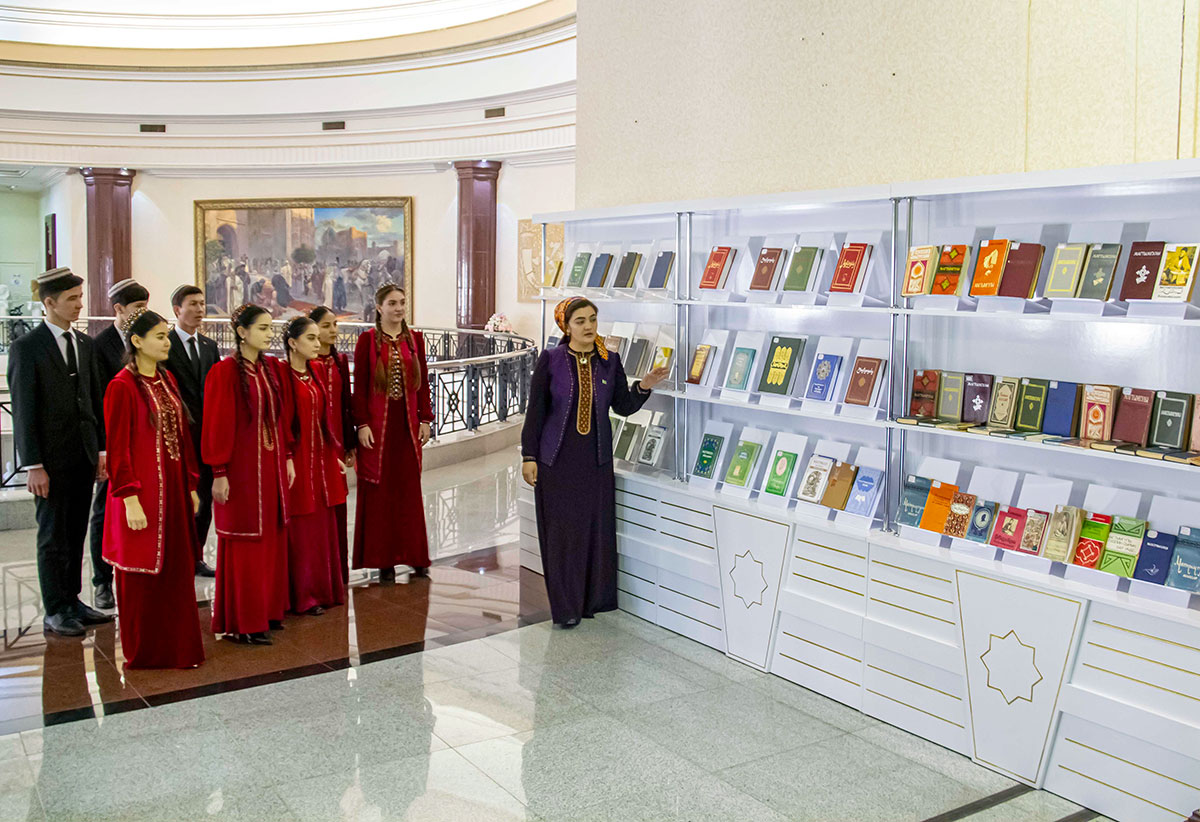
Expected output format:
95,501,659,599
80,167,135,318
454,160,501,330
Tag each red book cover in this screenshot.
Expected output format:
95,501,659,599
1111,387,1155,446
997,242,1045,298
931,245,969,295
988,506,1028,551
829,243,870,293
1119,241,1164,301
699,246,732,289
749,247,783,290
1072,513,1113,569
909,369,941,417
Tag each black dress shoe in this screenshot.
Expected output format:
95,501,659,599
93,583,115,610
194,560,216,578
378,567,396,584
268,620,285,631
409,566,429,578
44,613,85,637
559,618,581,629
304,605,325,616
248,632,273,645
73,600,114,625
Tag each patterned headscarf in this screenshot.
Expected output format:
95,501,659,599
553,297,607,360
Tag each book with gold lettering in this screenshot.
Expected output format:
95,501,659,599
1152,243,1199,301
969,239,1010,297
1043,243,1089,298
1119,241,1164,300
1147,390,1194,452
1106,387,1155,448
698,246,735,290
829,243,872,293
987,376,1021,430
567,252,592,287
937,371,965,422
843,356,885,406
749,247,787,291
1014,378,1050,433
902,245,939,296
931,244,970,295
756,335,806,395
1076,243,1122,300
998,242,1045,298
686,343,714,385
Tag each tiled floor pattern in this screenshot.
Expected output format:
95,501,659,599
0,611,1113,822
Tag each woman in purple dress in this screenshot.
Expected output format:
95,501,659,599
521,297,669,627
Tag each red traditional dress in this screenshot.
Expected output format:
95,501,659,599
315,350,354,583
351,327,433,570
102,368,204,669
278,360,346,612
202,355,292,635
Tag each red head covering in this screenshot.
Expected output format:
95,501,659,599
554,297,607,360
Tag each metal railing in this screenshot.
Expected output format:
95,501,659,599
0,316,536,487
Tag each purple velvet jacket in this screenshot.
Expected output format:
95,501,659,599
521,343,651,467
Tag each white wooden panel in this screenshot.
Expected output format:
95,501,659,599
862,618,962,674
657,567,721,607
771,641,861,708
655,528,716,562
655,545,720,588
777,588,864,638
713,505,792,670
618,588,656,621
615,533,658,566
520,547,542,574
774,611,863,688
862,644,971,755
617,554,657,586
656,498,715,531
517,497,535,521
656,601,724,650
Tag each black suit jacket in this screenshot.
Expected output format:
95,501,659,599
93,324,126,388
164,329,219,432
7,323,105,471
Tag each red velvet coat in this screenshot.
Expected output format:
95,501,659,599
202,355,293,539
102,368,199,574
352,328,433,484
316,351,354,457
277,359,347,516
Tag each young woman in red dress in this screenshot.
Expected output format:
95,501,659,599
310,306,355,584
278,316,346,614
103,309,205,668
204,304,295,645
352,285,433,582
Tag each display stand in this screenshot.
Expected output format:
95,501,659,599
899,455,962,547
757,333,814,410
756,432,810,510
833,446,887,532
974,223,1052,313
1060,484,1142,589
1002,474,1075,575
799,336,855,415
1124,217,1200,319
1128,495,1200,606
1046,221,1127,317
950,466,1020,560
720,427,774,500
908,226,981,313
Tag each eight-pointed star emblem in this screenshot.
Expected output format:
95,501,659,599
729,550,769,609
980,630,1043,705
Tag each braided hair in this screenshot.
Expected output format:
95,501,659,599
371,283,418,395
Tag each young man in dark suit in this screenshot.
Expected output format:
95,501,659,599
164,284,219,576
8,268,113,637
87,278,149,609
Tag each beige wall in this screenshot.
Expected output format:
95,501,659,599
0,190,41,310
576,0,1200,207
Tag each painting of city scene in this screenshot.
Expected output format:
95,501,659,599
194,197,413,322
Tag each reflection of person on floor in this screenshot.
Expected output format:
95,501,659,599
352,285,433,583
102,309,205,669
276,317,346,616
312,306,356,584
520,297,668,627
204,304,294,646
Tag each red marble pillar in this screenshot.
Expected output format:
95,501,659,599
454,160,501,329
80,167,135,318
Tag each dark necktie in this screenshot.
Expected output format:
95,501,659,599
188,336,201,380
63,331,78,380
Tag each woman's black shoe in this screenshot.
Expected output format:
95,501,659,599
304,605,325,616
379,567,396,583
232,633,251,644
248,632,273,645
410,566,429,578
269,620,284,630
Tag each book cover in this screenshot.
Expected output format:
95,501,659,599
1110,387,1155,446
1166,527,1200,592
1133,530,1176,584
918,480,958,533
898,475,933,527
724,347,757,391
651,346,674,373
829,243,871,293
1152,242,1198,301
820,462,859,510
943,491,978,538
1044,243,1089,298
567,252,592,287
1042,381,1082,438
969,239,1010,297
1014,378,1050,432
843,466,884,517
749,247,786,291
647,251,675,289
804,353,843,401
902,245,939,296
937,371,965,422
998,241,1045,298
843,356,885,406
988,377,1020,429
586,252,614,288
624,338,650,379
614,422,643,462
931,244,969,295
1072,513,1113,569
909,369,941,417
763,449,799,496
613,252,641,288
637,425,667,467
796,455,835,503
989,506,1028,551
961,373,994,425
1042,505,1083,562
723,440,763,487
698,246,734,290
1018,509,1051,555
686,344,713,384
757,335,806,395
1076,243,1122,300
782,246,822,292
1081,384,1120,441
604,335,626,358
965,499,998,543
544,259,564,288
1118,241,1164,300
1098,515,1146,577
692,433,725,479
1148,390,1193,450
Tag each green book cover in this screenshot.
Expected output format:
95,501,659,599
1014,378,1049,432
723,440,763,487
725,347,756,391
782,246,820,291
566,252,592,287
756,335,806,394
1098,546,1138,577
1076,243,1122,300
692,433,725,479
936,372,964,422
1100,516,1145,576
763,449,798,496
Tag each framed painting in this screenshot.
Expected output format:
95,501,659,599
194,197,413,323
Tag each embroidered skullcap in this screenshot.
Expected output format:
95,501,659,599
107,279,143,300
36,267,83,297
553,297,607,360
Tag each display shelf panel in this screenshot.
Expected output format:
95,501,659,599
862,644,972,755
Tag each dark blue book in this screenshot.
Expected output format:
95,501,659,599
898,475,932,527
1133,530,1176,585
1042,380,1081,438
586,253,614,288
647,251,675,289
1166,526,1200,592
804,353,843,401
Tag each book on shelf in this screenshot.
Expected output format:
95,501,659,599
651,346,674,374
909,369,941,417
989,506,1027,551
1041,381,1082,438
1018,509,1051,555
966,499,998,543
756,335,806,395
936,371,965,422
612,252,642,289
604,335,626,358
804,353,843,401
1081,384,1120,441
1076,243,1122,300
1042,505,1084,563
637,425,668,467
1147,390,1193,451
586,253,614,288
1153,242,1199,301
931,244,969,295
1165,527,1200,592
1133,530,1176,584
782,245,823,292
918,480,958,532
724,346,757,391
692,433,726,479
969,239,1010,297
898,475,933,526
614,422,644,462
647,251,675,289
820,462,858,510
723,439,763,488
962,373,994,425
567,252,592,287
942,491,978,538
1098,515,1146,577
1072,512,1113,569
843,356,885,406
1163,449,1200,465
829,243,871,293
763,449,799,497
623,338,651,379
686,343,715,385
1014,378,1050,432
544,259,564,288
902,245,939,296
1106,387,1155,448
987,376,1021,430
749,247,787,291
1118,241,1164,300
997,241,1045,298
1043,243,1089,298
843,467,884,517
698,246,736,290
796,455,835,503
